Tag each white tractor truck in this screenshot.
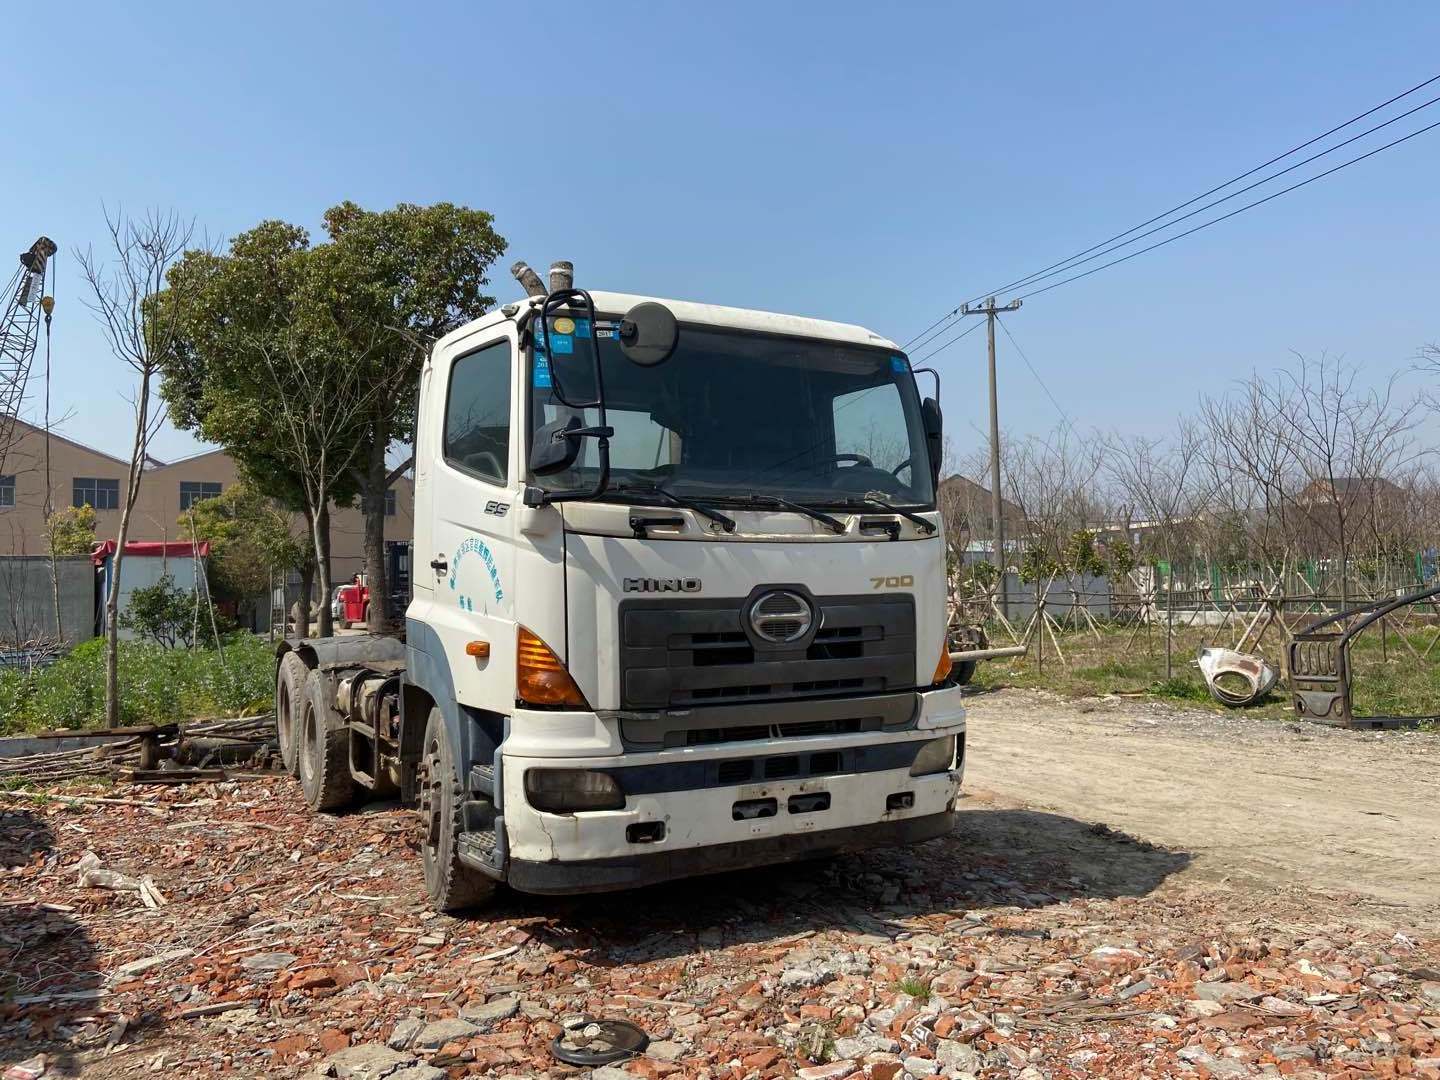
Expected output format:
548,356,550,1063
273,261,967,911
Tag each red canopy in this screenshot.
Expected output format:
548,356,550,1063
91,540,211,566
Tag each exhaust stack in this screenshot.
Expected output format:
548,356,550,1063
510,260,546,297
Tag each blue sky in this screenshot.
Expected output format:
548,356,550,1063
5,1,1439,463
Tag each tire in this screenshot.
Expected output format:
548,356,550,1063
954,660,977,686
275,652,308,776
298,669,357,812
418,706,496,912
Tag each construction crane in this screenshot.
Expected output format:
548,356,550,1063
0,236,56,470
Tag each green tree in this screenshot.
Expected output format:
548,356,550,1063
45,505,97,557
310,202,506,631
180,481,307,624
156,203,505,636
156,222,361,635
118,575,212,649
1063,529,1106,579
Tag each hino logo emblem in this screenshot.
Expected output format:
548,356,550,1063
623,577,701,593
749,590,814,644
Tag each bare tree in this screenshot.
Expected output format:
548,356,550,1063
1002,425,1104,664
1279,355,1418,609
1106,421,1210,677
78,209,198,727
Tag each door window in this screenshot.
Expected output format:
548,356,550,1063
444,341,511,484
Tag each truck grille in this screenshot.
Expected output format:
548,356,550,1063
618,593,916,710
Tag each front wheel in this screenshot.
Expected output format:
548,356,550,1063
418,706,496,912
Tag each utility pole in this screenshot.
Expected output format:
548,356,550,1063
961,297,1021,618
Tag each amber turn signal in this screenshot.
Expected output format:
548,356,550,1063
932,646,954,686
465,640,490,658
516,627,589,708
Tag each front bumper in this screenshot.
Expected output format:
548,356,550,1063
507,809,957,894
492,684,966,894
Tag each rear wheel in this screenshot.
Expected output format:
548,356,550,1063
418,706,496,912
298,670,357,812
954,660,977,686
275,652,308,775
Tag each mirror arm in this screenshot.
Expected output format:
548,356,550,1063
528,289,613,504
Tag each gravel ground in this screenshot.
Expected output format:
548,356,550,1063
1,691,1438,1079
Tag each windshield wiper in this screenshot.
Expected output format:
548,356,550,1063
611,482,736,533
829,494,936,535
717,494,846,534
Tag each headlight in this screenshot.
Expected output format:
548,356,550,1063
524,768,625,813
909,736,955,776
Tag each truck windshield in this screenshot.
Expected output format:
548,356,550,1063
528,319,935,507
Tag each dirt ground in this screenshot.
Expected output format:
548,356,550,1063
2,691,1439,1079
963,688,1440,921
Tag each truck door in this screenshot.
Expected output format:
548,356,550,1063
423,334,519,714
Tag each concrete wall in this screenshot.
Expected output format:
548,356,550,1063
998,571,1114,623
0,556,94,643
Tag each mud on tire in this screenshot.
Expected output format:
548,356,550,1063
275,652,309,776
418,706,496,912
298,669,357,812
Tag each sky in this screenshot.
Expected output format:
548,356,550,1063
5,1,1440,465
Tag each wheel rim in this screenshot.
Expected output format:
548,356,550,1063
277,681,292,751
300,705,317,787
418,738,443,876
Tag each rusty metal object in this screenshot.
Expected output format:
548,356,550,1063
1288,581,1440,729
1196,647,1279,707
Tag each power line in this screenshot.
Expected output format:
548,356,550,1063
911,317,983,363
1016,114,1440,301
996,315,1071,431
999,90,1440,299
971,71,1440,302
902,70,1440,346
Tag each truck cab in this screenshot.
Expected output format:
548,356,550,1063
276,275,966,911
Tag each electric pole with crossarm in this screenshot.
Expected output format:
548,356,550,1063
961,296,1022,618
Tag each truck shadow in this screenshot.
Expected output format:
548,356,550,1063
0,807,96,1078
509,803,1190,966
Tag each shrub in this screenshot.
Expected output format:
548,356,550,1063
0,634,273,734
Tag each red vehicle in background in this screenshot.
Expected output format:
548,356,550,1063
337,574,370,629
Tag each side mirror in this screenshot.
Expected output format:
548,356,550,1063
921,397,943,489
619,302,678,367
530,416,583,475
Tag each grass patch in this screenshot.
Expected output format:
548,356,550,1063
0,634,272,735
971,620,1440,725
893,976,932,1002
1150,676,1212,704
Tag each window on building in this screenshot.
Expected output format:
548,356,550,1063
444,340,511,484
73,478,120,510
0,475,13,509
179,480,223,511
384,489,397,517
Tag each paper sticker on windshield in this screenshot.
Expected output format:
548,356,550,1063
533,354,552,388
553,316,575,335
573,318,591,338
890,355,908,373
552,334,574,354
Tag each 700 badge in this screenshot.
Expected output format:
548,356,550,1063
870,574,914,589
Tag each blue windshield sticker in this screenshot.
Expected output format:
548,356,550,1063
552,334,574,354
574,318,591,338
891,355,907,373
533,354,552,388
